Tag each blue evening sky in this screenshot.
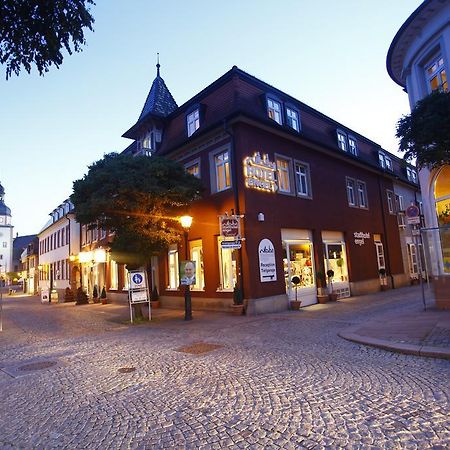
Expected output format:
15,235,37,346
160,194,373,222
0,0,420,236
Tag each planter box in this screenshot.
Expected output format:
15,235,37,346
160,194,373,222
290,300,301,310
231,304,244,316
151,300,160,309
328,293,338,302
317,295,328,304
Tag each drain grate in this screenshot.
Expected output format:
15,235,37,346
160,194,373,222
18,361,57,372
118,367,136,373
175,342,223,355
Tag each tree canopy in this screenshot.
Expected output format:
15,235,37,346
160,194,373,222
0,0,95,79
71,153,203,267
396,91,450,169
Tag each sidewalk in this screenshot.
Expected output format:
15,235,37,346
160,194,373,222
338,306,450,360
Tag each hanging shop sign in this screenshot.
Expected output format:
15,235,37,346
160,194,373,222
243,152,278,193
354,232,370,246
258,238,277,282
219,215,241,238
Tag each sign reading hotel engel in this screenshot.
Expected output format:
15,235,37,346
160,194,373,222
258,238,277,282
243,152,278,193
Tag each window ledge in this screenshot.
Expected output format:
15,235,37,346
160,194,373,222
216,288,233,293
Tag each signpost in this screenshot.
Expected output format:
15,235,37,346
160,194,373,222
127,270,151,323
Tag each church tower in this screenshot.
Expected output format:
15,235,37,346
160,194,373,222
0,181,13,280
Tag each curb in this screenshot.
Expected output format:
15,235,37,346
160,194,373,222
338,330,450,360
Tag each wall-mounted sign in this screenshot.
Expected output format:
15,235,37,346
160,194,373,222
221,240,242,249
258,238,277,282
219,215,241,238
354,232,370,246
406,205,421,225
243,152,278,193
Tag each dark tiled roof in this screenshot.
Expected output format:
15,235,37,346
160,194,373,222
121,141,137,155
138,72,177,120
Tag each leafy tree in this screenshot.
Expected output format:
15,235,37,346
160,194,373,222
0,0,95,79
396,91,450,169
71,153,203,268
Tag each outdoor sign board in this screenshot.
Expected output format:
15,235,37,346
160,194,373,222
130,271,147,290
219,215,241,238
127,269,151,323
41,289,49,303
180,260,196,286
406,205,421,225
258,238,277,282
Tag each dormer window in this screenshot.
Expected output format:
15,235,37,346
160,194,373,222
286,107,300,131
379,152,393,171
337,130,347,152
406,167,418,183
348,136,358,156
187,109,200,137
267,98,282,125
142,132,153,150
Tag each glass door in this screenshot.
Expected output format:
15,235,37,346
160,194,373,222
323,242,350,298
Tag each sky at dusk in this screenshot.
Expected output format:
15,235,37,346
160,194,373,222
0,0,421,237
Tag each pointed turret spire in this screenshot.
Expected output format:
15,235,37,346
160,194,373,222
137,57,177,120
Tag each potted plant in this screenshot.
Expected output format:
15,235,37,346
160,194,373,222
316,271,328,304
379,268,389,290
100,286,108,304
92,285,99,303
290,275,302,310
75,287,89,305
327,269,338,301
231,285,244,315
64,287,75,302
150,286,160,308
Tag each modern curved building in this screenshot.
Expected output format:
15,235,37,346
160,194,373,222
387,0,450,308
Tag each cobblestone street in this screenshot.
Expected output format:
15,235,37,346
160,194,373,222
0,287,449,449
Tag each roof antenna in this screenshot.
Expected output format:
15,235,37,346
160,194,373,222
156,53,160,77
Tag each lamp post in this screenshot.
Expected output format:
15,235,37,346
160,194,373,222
180,215,193,321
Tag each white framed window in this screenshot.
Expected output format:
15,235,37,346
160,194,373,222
185,159,201,178
267,98,282,125
346,178,356,206
187,109,200,137
356,181,368,208
375,241,386,270
398,212,406,228
141,132,154,150
406,167,418,183
211,149,231,192
167,245,179,289
337,130,347,152
348,136,358,156
425,55,448,93
286,107,300,131
387,190,395,214
276,156,292,194
395,194,404,212
294,161,311,197
379,152,393,171
217,237,237,291
189,239,204,291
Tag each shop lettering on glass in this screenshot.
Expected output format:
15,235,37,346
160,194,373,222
243,152,278,193
258,238,277,282
354,232,370,246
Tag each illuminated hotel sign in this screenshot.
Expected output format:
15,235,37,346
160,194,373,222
243,152,278,193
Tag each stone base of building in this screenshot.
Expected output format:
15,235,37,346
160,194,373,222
160,295,234,312
245,294,289,316
433,276,450,310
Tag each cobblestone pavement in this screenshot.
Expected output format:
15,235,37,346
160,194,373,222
0,287,449,449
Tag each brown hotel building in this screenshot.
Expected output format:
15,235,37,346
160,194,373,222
120,65,420,314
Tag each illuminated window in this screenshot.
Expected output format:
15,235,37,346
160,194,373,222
187,109,200,137
337,130,347,151
110,260,118,290
276,156,292,194
286,107,300,131
426,56,448,93
267,98,282,125
167,245,179,289
348,136,358,155
185,159,200,178
189,239,204,291
294,161,311,197
406,167,418,183
379,152,393,171
212,150,231,192
142,132,154,150
217,237,237,291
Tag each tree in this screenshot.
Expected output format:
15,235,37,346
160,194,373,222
70,153,203,268
0,0,95,79
396,91,450,169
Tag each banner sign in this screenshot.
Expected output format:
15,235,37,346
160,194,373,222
258,238,277,282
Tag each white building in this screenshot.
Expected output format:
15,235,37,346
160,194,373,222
387,0,450,308
0,181,13,282
38,199,80,301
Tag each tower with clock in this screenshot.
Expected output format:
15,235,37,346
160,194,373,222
0,181,13,281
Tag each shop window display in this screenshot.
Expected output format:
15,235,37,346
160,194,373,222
283,242,314,289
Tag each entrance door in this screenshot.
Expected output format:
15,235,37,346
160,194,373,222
282,240,316,306
323,242,350,298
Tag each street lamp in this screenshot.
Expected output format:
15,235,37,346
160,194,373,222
180,215,193,321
